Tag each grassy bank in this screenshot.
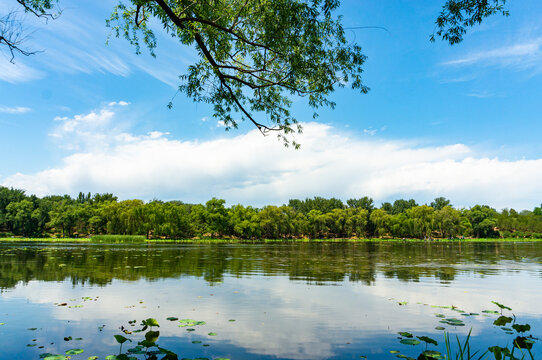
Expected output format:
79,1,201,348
1,236,542,244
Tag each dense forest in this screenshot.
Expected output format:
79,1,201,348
1,186,541,239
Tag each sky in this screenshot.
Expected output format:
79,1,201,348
1,0,542,210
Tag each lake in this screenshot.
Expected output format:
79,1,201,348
0,241,540,360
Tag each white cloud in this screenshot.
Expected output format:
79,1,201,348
0,57,45,83
443,37,542,73
108,101,130,107
363,128,377,136
3,105,542,210
0,105,32,114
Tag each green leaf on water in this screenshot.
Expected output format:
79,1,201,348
43,355,68,360
166,317,179,321
179,319,196,323
215,358,231,360
193,321,206,325
482,310,499,314
434,314,445,318
398,332,413,338
396,355,415,360
512,324,531,333
492,301,512,311
439,318,465,326
87,357,99,360
398,301,408,306
390,350,400,354
114,334,132,344
493,316,513,326
186,328,195,331
228,319,236,322
400,339,420,346
65,349,84,355
0,323,4,325
417,336,438,346
435,326,445,331
192,340,202,344
422,350,444,359
28,327,38,330
75,337,83,341
208,332,217,336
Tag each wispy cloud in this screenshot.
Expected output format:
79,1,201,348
0,105,32,114
443,38,542,72
3,105,542,210
0,57,45,83
466,90,496,98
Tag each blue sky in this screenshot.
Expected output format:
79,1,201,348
1,0,542,210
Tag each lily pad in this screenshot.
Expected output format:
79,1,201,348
228,319,236,322
439,318,465,326
435,326,445,331
434,314,445,318
166,317,179,321
65,349,84,355
512,324,531,333
28,327,38,331
208,332,217,336
186,328,195,331
396,355,415,360
493,316,513,326
422,350,444,359
192,340,202,344
482,310,499,314
390,350,400,354
417,336,438,346
43,355,68,360
398,332,413,338
400,339,420,346
87,357,99,360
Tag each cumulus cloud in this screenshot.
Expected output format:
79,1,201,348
3,106,542,209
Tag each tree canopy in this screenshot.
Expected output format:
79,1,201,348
2,0,511,144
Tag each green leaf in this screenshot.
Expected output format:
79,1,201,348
422,350,444,359
417,336,438,346
493,316,513,326
400,339,420,346
435,327,445,331
166,317,179,321
65,349,84,355
114,334,132,344
492,301,512,311
143,318,160,327
145,330,160,343
512,324,531,333
208,332,217,336
398,332,413,338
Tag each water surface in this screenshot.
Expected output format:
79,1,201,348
1,241,541,360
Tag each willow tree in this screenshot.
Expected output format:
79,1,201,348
4,0,511,144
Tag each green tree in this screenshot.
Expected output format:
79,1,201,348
432,0,509,45
347,197,374,211
430,197,451,211
392,199,418,215
467,205,498,238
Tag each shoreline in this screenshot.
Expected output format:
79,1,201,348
1,237,541,244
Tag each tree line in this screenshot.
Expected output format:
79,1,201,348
1,186,541,239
